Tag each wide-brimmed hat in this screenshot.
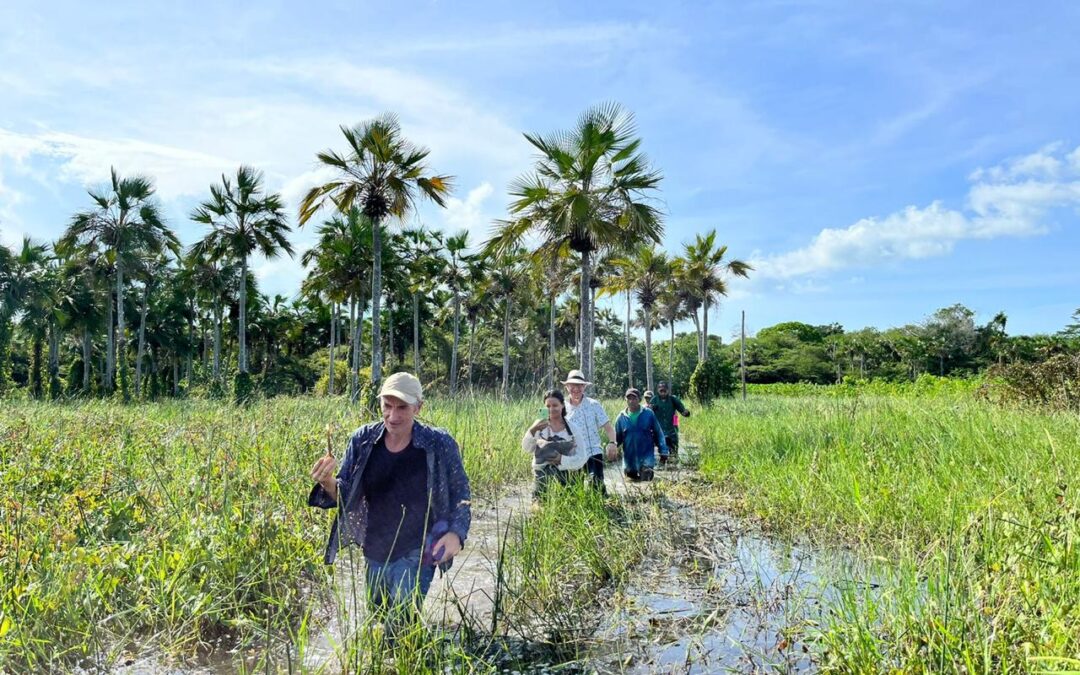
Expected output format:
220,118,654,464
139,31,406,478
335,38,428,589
561,369,591,386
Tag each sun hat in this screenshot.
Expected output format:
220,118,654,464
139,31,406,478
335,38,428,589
379,371,423,405
561,369,591,386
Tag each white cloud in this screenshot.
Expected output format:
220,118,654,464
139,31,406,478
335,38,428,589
441,182,496,237
749,143,1080,282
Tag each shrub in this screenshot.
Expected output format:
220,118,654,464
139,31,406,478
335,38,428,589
987,353,1080,412
689,357,737,403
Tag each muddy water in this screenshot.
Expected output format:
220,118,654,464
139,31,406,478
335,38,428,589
590,467,881,674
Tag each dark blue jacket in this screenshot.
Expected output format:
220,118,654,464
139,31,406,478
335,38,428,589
615,407,669,458
308,420,472,569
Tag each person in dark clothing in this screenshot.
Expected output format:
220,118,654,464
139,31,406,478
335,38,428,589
650,380,691,464
615,388,669,482
309,372,471,629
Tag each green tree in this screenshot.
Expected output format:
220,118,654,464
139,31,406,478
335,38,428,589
60,167,177,400
299,115,453,393
191,165,294,377
614,244,671,392
683,230,751,362
488,102,663,381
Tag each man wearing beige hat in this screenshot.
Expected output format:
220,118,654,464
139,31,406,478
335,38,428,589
308,371,471,629
562,369,618,492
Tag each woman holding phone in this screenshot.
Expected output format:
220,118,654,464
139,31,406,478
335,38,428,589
521,389,582,499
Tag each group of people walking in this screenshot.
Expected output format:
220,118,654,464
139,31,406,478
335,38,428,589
521,369,691,498
307,368,691,635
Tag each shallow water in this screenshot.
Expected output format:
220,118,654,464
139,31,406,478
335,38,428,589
589,469,882,674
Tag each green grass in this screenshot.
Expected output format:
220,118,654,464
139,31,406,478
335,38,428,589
0,395,652,672
692,395,1080,672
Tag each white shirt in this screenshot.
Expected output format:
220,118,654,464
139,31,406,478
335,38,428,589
521,424,579,471
565,396,610,460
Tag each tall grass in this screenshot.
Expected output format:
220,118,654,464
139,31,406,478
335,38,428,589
0,395,648,672
692,395,1080,671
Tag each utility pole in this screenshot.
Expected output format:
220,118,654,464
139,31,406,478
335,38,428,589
740,310,747,401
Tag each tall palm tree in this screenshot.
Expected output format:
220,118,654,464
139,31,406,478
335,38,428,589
401,226,441,378
603,253,638,389
657,284,688,385
490,247,527,399
13,238,55,398
298,115,453,392
683,230,752,361
463,269,491,391
441,231,473,394
191,165,294,376
60,167,177,400
55,246,107,394
488,102,663,382
617,245,671,392
301,206,373,399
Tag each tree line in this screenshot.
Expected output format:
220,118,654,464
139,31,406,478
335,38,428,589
0,104,754,402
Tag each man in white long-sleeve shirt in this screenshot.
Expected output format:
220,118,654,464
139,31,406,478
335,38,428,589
562,369,618,494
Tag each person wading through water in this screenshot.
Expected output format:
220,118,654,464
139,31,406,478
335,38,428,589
651,380,691,465
615,387,669,482
308,372,471,633
562,369,618,493
522,389,581,500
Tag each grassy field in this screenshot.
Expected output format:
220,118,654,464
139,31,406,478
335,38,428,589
4,391,1078,673
693,395,1080,672
0,396,650,672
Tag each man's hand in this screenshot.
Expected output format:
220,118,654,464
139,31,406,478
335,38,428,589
310,446,338,501
432,531,462,564
605,441,618,462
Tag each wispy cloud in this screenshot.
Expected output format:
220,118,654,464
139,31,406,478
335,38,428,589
751,143,1080,280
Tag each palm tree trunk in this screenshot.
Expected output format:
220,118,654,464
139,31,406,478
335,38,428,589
669,320,676,385
502,295,511,399
0,318,11,394
353,301,363,396
413,291,421,377
31,334,43,399
213,303,222,380
83,326,92,393
48,322,60,400
692,308,702,362
136,281,150,399
350,297,359,399
702,297,710,361
106,279,115,392
549,294,557,390
173,357,180,396
116,261,129,401
450,294,461,394
589,284,598,371
467,315,477,391
239,256,248,373
328,300,336,395
185,301,194,387
645,307,654,393
579,249,592,379
625,291,634,389
387,299,394,371
370,218,384,388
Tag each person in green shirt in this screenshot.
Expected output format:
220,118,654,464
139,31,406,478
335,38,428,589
650,381,690,464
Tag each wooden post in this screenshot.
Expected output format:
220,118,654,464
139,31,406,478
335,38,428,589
740,310,747,401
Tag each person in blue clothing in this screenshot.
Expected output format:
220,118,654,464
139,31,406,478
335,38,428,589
308,371,471,631
615,387,669,482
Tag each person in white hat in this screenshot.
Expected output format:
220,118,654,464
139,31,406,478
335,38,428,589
561,369,618,492
308,371,471,632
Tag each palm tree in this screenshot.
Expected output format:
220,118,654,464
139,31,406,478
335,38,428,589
60,167,177,400
401,226,441,378
603,253,638,389
191,165,294,376
683,230,751,361
617,245,670,392
657,284,688,385
441,231,473,394
300,206,373,399
298,115,453,392
13,238,55,398
183,249,235,383
463,269,491,391
488,102,663,382
55,246,108,394
490,247,527,399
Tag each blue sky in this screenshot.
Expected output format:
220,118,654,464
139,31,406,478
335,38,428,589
1,1,1078,338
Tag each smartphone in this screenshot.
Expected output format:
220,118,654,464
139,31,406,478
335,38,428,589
539,407,550,419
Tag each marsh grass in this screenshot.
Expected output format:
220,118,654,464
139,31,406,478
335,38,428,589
0,395,651,672
693,395,1080,671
